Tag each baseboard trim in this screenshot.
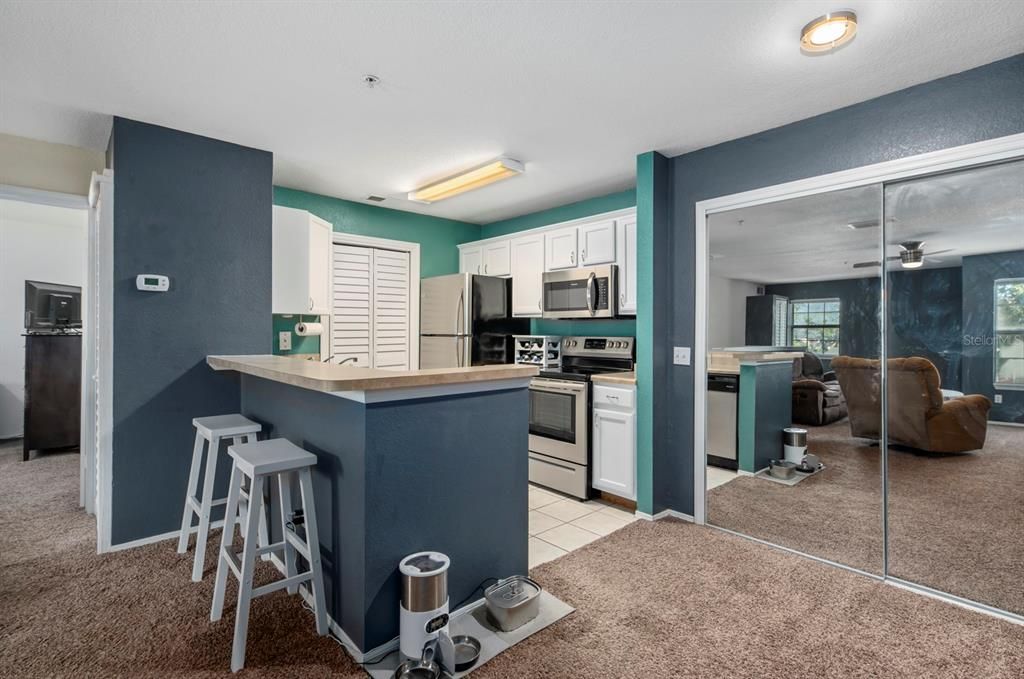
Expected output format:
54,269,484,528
107,520,226,552
636,509,694,522
268,554,490,665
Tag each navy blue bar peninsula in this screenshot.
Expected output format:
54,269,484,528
207,355,535,654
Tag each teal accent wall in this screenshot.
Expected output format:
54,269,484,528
634,153,658,515
274,187,480,277
479,188,636,239
271,187,481,356
273,314,321,354
737,363,757,473
532,318,637,337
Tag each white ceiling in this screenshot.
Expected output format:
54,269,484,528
1,1,1022,224
708,159,1024,284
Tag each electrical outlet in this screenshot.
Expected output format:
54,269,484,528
994,394,1003,404
673,346,691,366
278,331,292,351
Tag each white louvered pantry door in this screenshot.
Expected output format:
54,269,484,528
372,249,410,370
330,244,410,370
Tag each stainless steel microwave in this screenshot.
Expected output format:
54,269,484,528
542,264,617,319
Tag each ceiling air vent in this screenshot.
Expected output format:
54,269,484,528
366,195,386,202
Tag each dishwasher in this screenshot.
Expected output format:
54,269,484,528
707,373,739,470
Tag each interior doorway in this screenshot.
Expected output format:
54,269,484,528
0,186,89,504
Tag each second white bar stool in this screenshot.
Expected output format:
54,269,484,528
177,414,265,582
210,438,328,673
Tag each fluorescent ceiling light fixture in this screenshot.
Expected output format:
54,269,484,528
408,158,524,203
801,10,858,53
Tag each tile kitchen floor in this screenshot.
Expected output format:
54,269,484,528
527,484,638,569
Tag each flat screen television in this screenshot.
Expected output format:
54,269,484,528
25,280,82,331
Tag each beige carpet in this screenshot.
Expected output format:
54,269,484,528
708,420,1024,615
2,440,1023,678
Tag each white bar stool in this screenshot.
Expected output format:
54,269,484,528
210,438,328,673
177,414,266,582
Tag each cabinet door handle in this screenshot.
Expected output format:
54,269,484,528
620,292,625,306
537,298,542,311
309,296,314,311
570,251,575,264
477,265,481,274
581,249,586,262
484,264,488,274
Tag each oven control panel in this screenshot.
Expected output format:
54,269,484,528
562,336,634,357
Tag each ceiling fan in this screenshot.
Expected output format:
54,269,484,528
852,241,953,270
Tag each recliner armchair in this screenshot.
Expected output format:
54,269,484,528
831,355,991,453
792,352,847,426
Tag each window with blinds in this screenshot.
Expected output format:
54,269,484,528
330,244,410,370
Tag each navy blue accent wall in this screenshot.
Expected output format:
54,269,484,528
963,250,1024,423
888,267,964,390
764,267,964,389
110,118,272,544
661,54,1024,515
764,279,882,359
240,374,528,651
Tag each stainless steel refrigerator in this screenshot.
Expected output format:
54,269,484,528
420,273,530,369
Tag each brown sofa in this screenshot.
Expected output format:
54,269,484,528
831,355,991,453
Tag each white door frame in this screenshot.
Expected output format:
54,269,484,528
329,232,421,369
0,181,107,545
692,132,1024,526
87,170,114,552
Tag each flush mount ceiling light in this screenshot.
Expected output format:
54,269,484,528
408,158,524,204
800,10,858,54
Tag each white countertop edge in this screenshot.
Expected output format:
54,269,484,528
330,377,533,403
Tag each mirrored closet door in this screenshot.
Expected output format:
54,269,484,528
703,155,1024,620
884,158,1024,616
704,184,885,575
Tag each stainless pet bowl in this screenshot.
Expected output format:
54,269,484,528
768,459,797,479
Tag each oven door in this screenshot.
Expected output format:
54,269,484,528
528,378,588,465
542,265,617,319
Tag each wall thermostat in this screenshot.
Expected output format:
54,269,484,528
136,274,169,292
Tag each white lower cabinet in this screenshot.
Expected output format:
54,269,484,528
592,384,636,500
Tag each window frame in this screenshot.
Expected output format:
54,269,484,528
993,277,1024,391
789,297,842,356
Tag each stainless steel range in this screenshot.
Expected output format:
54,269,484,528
528,336,635,499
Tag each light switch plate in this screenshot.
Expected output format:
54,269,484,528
279,331,292,351
994,394,1003,404
673,346,691,366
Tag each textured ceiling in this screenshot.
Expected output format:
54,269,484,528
1,1,1021,224
708,159,1024,284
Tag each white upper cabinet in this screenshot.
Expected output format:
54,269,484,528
482,240,511,277
459,245,482,275
616,215,637,315
510,233,545,317
272,206,332,314
545,226,578,270
457,208,636,317
579,219,616,266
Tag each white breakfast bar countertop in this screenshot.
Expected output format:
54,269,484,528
207,354,539,396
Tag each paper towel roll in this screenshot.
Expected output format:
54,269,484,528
294,322,323,337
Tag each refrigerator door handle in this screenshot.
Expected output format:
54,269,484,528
456,289,465,336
